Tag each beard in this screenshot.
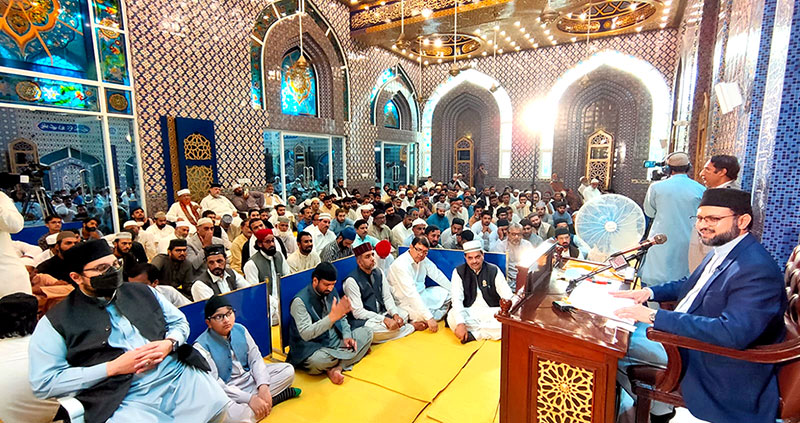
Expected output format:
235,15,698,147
210,267,225,277
700,224,740,247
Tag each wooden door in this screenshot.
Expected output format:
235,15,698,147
454,136,474,186
585,130,614,190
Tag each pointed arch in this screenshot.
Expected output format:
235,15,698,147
421,69,513,178
531,50,671,178
369,64,420,131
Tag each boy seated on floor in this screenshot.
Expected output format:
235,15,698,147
195,295,301,422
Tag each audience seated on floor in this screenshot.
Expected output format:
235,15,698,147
287,262,373,384
192,244,251,301
128,262,190,308
243,228,287,324
195,295,300,422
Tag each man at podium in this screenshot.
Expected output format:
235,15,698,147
612,189,786,423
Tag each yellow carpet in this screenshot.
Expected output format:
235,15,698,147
345,321,485,402
264,371,428,423
261,323,501,423
425,341,501,423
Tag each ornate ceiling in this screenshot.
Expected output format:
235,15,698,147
339,0,685,63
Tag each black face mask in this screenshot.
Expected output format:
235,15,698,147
264,246,277,256
85,226,98,232
90,266,123,297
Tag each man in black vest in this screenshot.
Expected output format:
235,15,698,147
151,238,197,298
555,227,582,259
27,239,229,423
287,262,373,385
112,232,143,279
447,240,516,343
191,244,251,302
343,242,421,343
243,228,288,325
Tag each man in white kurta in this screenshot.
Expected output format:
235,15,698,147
195,296,299,423
448,241,515,342
200,183,239,218
582,179,603,203
191,246,251,301
145,212,176,255
307,213,336,253
0,191,32,296
343,243,417,343
286,232,321,273
166,189,202,232
386,237,451,332
491,222,533,289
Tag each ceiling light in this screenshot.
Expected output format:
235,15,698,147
570,37,576,42
467,54,472,58
579,12,587,20
487,39,493,45
661,15,668,21
424,60,429,65
482,51,487,56
519,27,525,32
421,8,433,18
500,30,506,36
493,45,497,49
660,22,667,28
437,58,442,63
493,24,500,30
391,44,397,49
514,21,521,26
364,5,369,10
505,36,511,41
635,26,643,32
349,0,357,4
380,1,385,5
498,48,503,53
417,57,422,62
433,38,443,47
515,46,520,50
551,40,557,44
510,41,516,46
524,33,530,38
533,43,538,48
409,53,414,58
663,8,671,14
567,12,572,18
474,28,481,34
423,38,430,45
630,3,637,11
544,29,550,35
401,48,406,53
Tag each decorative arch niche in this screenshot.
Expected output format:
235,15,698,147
249,1,350,121
370,65,419,131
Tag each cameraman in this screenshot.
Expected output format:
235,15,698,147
639,152,706,287
0,190,32,296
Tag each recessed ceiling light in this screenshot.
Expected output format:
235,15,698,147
433,38,443,47
474,28,481,34
661,15,668,21
437,58,442,63
570,37,576,42
409,53,414,58
579,12,587,20
551,39,557,44
423,38,430,45
544,29,550,35
660,22,667,28
524,33,530,38
663,8,671,14
424,60,429,65
349,0,357,4
630,3,637,10
519,27,525,32
401,48,406,53
505,36,511,41
515,46,520,50
636,26,643,32
514,21,521,26
417,57,422,62
487,39,493,45
500,30,506,36
482,51,487,56
391,44,397,49
421,8,433,18
498,48,504,53
510,41,516,46
493,24,500,30
533,43,538,48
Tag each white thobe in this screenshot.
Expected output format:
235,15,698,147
155,285,191,307
0,336,59,423
386,252,451,321
145,224,177,255
343,269,414,343
286,250,321,274
191,270,251,302
200,195,238,217
195,330,294,423
33,249,54,267
166,201,201,233
447,264,514,340
0,192,31,296
307,226,336,254
391,222,412,247
582,186,602,203
263,193,283,208
243,251,287,324
274,229,298,254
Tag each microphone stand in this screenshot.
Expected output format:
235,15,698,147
565,246,654,294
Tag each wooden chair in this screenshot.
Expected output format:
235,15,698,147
628,244,800,423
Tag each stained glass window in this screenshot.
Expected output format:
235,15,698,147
0,0,97,80
92,0,124,30
95,28,130,85
0,72,99,111
384,100,400,129
281,49,317,116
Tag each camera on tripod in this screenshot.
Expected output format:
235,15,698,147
0,163,50,189
642,160,668,181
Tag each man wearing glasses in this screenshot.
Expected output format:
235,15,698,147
612,189,787,423
196,295,300,422
386,237,452,332
28,239,229,422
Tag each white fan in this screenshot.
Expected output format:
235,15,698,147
574,194,645,261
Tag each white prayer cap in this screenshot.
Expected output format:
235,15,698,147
45,233,58,246
318,213,332,221
398,192,406,197
123,220,138,228
463,240,483,253
412,218,427,228
232,183,242,189
114,232,133,241
196,218,213,226
277,216,290,224
176,221,192,228
20,256,35,267
591,178,600,184
177,189,191,196
435,202,447,210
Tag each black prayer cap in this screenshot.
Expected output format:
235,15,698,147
204,244,226,258
555,227,570,236
63,239,113,274
452,218,465,226
496,219,509,228
312,262,337,282
168,238,188,250
460,230,474,241
204,294,232,319
210,182,222,188
699,188,752,216
553,219,569,227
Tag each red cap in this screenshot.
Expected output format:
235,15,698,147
255,228,273,241
375,240,392,258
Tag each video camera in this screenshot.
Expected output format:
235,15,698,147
642,160,668,181
0,163,50,189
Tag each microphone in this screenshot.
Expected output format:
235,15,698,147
608,234,667,258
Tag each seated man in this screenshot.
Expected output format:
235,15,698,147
344,243,420,343
492,222,533,288
195,295,300,423
555,227,584,259
320,226,356,262
151,239,197,298
187,217,227,272
352,219,379,248
449,241,516,343
243,229,288,324
386,237,452,331
287,231,321,273
128,262,191,308
613,189,787,423
28,239,228,423
287,263,373,384
192,245,251,301
402,218,428,247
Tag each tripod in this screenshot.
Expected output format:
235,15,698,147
21,185,56,220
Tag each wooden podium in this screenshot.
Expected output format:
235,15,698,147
496,258,630,423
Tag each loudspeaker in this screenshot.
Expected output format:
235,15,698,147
714,82,743,114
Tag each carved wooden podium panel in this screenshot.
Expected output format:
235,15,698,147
497,263,629,423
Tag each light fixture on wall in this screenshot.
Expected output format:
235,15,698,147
288,0,310,86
